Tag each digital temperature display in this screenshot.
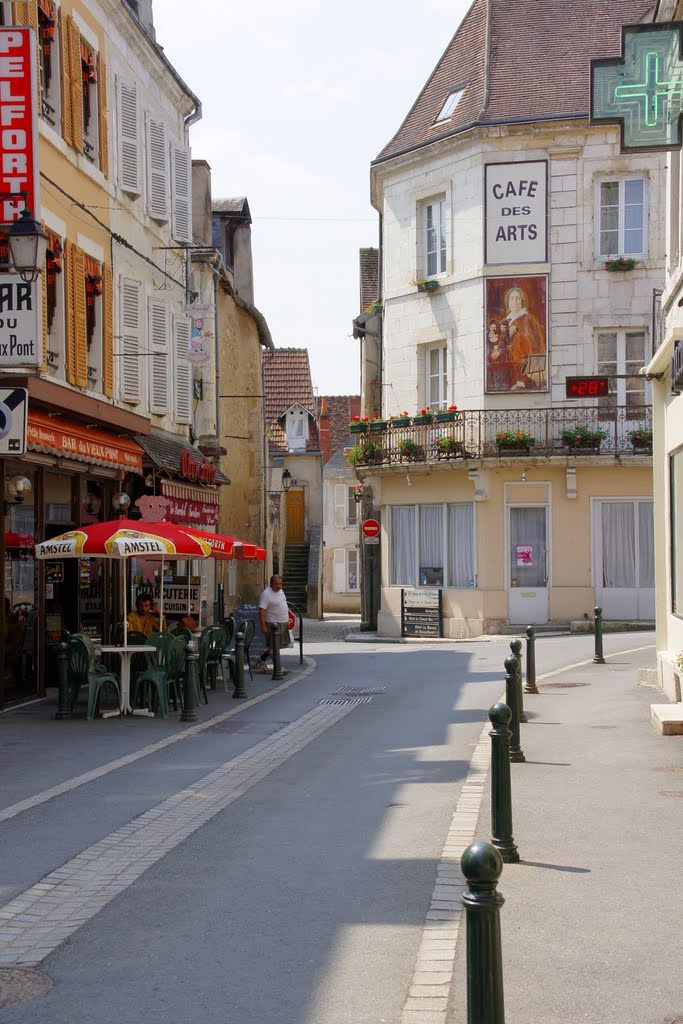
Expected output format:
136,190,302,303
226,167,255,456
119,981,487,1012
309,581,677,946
565,376,610,399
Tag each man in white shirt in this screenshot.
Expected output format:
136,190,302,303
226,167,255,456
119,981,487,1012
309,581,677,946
255,575,290,674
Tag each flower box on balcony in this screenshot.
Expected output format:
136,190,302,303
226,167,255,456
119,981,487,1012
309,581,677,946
349,419,368,434
389,416,411,428
435,436,463,459
416,278,439,293
397,438,425,462
627,427,652,453
496,430,534,453
604,256,637,272
434,406,458,423
368,418,388,432
413,410,434,426
561,426,606,451
346,440,385,467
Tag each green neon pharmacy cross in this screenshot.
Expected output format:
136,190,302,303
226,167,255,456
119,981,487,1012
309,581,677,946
591,25,683,150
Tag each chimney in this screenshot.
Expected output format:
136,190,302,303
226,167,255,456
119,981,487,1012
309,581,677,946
319,397,330,463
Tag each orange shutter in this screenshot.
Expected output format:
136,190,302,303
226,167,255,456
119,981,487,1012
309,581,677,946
68,15,83,154
13,3,29,22
25,2,41,105
40,261,48,373
102,263,113,397
65,241,76,384
97,51,108,178
60,7,72,147
71,245,87,388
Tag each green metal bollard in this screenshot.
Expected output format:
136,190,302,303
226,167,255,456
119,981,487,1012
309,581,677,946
524,625,538,694
593,605,606,664
180,639,198,722
232,631,248,699
271,622,284,681
489,703,519,863
505,654,525,763
510,638,527,723
56,641,72,720
461,841,506,1024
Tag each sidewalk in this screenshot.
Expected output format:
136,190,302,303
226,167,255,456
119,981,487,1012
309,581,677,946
448,645,682,1024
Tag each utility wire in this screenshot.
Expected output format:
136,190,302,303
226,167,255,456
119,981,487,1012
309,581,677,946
39,172,187,292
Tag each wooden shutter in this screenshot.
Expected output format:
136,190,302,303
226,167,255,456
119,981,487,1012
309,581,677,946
334,485,346,529
146,117,169,220
97,51,108,178
148,299,169,413
173,315,191,424
64,240,75,383
59,6,72,147
120,278,141,402
15,3,41,105
13,3,29,21
69,243,87,388
117,79,140,194
102,263,113,397
68,15,83,154
333,549,345,593
171,142,191,242
40,261,48,373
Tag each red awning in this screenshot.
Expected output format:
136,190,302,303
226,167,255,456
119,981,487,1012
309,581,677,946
181,528,264,561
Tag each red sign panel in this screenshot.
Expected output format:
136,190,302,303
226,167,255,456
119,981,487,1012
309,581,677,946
565,376,609,398
362,518,380,538
0,28,39,222
163,496,220,528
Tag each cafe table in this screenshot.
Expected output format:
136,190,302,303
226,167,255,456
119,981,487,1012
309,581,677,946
99,644,156,716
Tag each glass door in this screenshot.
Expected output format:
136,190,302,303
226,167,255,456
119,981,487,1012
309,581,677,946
508,506,549,624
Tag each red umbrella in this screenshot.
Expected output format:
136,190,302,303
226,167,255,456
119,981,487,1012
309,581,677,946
34,518,212,560
178,527,265,561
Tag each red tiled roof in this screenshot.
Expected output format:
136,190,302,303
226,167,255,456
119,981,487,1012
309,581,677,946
375,0,656,164
263,348,319,454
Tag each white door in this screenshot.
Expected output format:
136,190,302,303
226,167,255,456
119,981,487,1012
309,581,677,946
595,500,655,620
508,506,549,624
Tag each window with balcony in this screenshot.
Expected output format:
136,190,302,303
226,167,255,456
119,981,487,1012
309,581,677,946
596,330,649,418
426,344,448,410
598,178,646,257
420,197,446,278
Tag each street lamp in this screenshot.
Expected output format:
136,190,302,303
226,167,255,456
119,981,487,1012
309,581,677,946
7,207,49,284
282,469,293,492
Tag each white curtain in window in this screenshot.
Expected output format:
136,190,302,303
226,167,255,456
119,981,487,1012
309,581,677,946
448,504,474,587
391,506,415,586
419,505,443,584
602,502,635,587
509,507,546,587
638,501,654,588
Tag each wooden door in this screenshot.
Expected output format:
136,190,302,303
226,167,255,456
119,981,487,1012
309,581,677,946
286,490,305,544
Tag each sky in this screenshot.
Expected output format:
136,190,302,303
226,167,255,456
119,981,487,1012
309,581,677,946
152,0,472,397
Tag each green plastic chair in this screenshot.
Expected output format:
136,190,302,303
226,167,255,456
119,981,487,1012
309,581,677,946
131,634,186,718
68,634,121,720
197,624,230,698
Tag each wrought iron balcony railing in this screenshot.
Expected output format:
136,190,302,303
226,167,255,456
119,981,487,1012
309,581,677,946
347,406,652,468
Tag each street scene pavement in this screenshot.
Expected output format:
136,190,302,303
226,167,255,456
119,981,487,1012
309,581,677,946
0,618,680,1024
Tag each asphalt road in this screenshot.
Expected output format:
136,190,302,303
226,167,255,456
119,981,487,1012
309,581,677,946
0,628,660,1024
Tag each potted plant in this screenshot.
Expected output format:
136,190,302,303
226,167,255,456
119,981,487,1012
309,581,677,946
364,300,383,314
389,411,411,428
434,404,458,423
368,414,388,432
346,440,384,467
496,429,534,451
627,426,652,452
435,436,460,458
604,256,637,272
351,484,365,504
415,278,440,292
349,416,369,434
561,425,607,450
397,437,425,462
413,408,434,426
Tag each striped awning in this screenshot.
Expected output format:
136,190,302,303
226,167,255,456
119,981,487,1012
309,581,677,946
160,480,219,505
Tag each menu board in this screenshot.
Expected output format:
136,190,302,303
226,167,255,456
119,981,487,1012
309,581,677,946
401,588,442,638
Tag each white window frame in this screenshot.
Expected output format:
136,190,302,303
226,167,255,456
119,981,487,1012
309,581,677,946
390,503,476,588
120,277,141,403
148,298,169,414
426,344,448,410
173,314,192,424
334,484,359,528
332,547,359,593
171,141,192,243
146,115,170,221
435,87,464,123
117,77,141,196
596,177,647,257
347,548,359,591
424,197,447,277
596,328,650,413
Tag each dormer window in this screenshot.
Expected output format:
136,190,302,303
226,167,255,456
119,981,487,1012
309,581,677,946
285,405,309,452
435,87,464,123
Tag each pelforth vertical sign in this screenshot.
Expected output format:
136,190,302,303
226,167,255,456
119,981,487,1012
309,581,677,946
0,27,41,369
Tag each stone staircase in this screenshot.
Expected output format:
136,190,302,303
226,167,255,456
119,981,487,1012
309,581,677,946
284,544,309,613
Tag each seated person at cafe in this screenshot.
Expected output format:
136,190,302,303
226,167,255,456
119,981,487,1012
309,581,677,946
127,593,165,636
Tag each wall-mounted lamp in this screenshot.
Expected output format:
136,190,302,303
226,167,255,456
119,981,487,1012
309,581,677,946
282,468,293,492
4,474,32,513
7,206,49,284
111,492,131,516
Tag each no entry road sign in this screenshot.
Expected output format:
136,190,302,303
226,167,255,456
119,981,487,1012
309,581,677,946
362,518,380,538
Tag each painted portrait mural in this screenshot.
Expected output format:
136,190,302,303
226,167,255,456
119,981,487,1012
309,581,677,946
485,276,548,393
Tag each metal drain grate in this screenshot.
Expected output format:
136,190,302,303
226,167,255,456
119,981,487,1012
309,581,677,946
538,681,591,689
319,697,374,707
334,686,387,695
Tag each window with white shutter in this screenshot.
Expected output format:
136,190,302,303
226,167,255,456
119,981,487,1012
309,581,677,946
120,277,141,402
148,299,169,414
334,485,346,529
174,315,192,424
117,79,140,195
171,142,191,243
347,549,359,591
146,116,169,220
333,549,345,593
